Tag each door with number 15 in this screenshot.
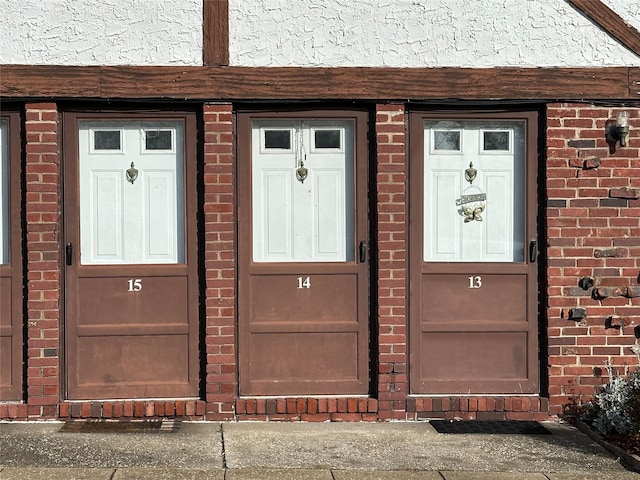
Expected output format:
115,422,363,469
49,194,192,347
64,112,199,400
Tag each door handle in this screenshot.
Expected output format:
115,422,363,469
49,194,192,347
359,241,367,263
529,240,538,263
66,242,73,266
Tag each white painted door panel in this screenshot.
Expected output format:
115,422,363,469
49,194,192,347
424,121,525,263
252,121,354,263
79,121,184,265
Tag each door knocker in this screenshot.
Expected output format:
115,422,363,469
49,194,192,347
296,160,308,183
465,162,477,184
126,162,139,184
456,162,486,223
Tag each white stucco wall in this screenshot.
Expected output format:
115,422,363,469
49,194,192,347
229,0,640,67
604,0,640,33
1,0,638,67
0,0,202,65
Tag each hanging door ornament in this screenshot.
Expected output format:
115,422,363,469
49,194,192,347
295,126,308,183
296,160,308,183
456,162,486,223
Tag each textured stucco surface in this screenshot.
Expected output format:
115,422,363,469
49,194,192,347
603,0,640,33
0,0,202,65
229,0,640,67
1,0,638,67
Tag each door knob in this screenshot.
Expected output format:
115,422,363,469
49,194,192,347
529,240,538,263
66,243,73,266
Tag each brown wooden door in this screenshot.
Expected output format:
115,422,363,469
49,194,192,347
0,112,23,401
63,112,199,400
238,111,369,396
409,111,539,394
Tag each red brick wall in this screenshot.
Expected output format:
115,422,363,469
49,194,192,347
5,101,639,422
546,103,640,416
24,103,61,419
375,104,409,420
203,103,237,420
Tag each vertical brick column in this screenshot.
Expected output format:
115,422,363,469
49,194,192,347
203,103,236,420
375,104,408,420
25,103,61,419
546,103,640,416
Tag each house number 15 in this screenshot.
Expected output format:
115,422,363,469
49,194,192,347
468,276,482,289
128,279,143,292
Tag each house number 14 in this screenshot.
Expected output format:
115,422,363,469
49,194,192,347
297,276,311,289
468,276,482,289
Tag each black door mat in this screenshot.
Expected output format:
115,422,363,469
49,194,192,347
429,420,551,435
60,419,180,433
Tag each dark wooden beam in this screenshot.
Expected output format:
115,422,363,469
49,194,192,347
203,0,229,66
630,68,640,97
0,66,102,98
568,0,640,56
0,65,636,100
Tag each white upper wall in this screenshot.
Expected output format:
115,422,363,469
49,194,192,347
0,0,202,65
604,0,640,33
229,0,640,67
1,0,638,67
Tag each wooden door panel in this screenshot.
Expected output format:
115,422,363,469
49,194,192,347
419,332,530,393
76,275,188,327
0,335,13,389
64,112,198,401
238,112,369,396
0,275,16,390
0,277,11,324
250,273,358,326
249,332,360,395
421,274,527,323
75,335,191,398
0,113,23,401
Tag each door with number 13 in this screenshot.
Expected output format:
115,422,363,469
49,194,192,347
409,112,540,395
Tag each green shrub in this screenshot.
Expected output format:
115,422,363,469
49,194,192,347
582,365,640,436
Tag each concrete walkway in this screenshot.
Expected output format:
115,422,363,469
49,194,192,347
0,421,638,479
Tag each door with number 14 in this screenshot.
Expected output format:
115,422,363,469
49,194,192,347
238,111,370,396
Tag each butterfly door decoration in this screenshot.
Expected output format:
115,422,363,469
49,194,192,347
456,162,486,224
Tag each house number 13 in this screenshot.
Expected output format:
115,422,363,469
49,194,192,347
468,276,482,289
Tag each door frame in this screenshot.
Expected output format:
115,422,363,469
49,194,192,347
408,109,540,394
62,109,200,400
0,110,24,401
236,109,371,396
